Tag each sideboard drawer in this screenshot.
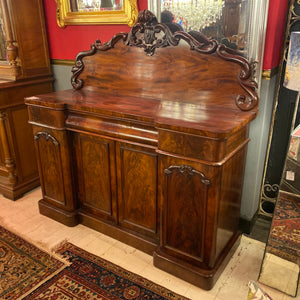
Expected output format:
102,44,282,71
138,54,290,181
158,129,225,162
158,126,249,162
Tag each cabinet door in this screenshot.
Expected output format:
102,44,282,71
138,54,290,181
34,130,68,208
159,154,219,267
116,142,158,240
74,133,117,222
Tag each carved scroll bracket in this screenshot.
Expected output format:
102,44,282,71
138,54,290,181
216,45,258,111
164,165,211,186
34,132,60,146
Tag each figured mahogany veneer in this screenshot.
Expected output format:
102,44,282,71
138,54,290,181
25,10,258,290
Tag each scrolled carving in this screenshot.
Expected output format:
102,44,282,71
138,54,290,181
126,10,218,56
71,43,97,90
126,23,174,56
71,9,258,111
164,165,211,186
34,132,59,146
71,34,128,89
216,44,258,111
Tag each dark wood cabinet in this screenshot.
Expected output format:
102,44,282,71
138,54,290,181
155,136,248,287
0,0,53,199
25,10,258,290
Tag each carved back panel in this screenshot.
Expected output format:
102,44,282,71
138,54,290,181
71,10,258,111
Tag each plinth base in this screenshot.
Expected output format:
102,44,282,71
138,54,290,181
153,232,241,290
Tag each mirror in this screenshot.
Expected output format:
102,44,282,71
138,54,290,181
69,0,121,11
0,10,6,61
149,0,269,87
56,0,139,27
158,0,249,55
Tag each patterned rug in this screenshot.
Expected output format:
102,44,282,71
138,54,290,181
266,191,300,265
24,242,189,300
0,226,65,300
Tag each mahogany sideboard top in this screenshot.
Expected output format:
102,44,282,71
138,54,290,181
25,10,258,290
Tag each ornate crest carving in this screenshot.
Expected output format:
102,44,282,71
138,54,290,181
71,9,258,111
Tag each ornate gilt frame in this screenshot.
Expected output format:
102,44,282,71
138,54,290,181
55,0,139,28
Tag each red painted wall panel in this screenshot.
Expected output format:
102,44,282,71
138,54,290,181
43,0,147,60
262,0,288,71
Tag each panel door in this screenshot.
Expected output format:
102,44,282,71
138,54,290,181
116,142,158,240
159,154,219,267
34,130,66,207
74,133,117,222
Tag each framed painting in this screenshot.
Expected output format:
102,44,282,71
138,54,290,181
56,0,138,27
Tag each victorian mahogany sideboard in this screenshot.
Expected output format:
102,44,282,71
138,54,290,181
25,10,258,289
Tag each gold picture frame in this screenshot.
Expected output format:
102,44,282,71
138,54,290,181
56,0,138,28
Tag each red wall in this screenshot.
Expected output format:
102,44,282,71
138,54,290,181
262,0,288,70
43,0,147,60
44,0,287,70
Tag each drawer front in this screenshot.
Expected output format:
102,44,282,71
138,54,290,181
28,106,66,129
66,113,158,146
158,129,225,162
158,126,249,162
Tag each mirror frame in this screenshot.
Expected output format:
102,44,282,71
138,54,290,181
55,0,139,27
